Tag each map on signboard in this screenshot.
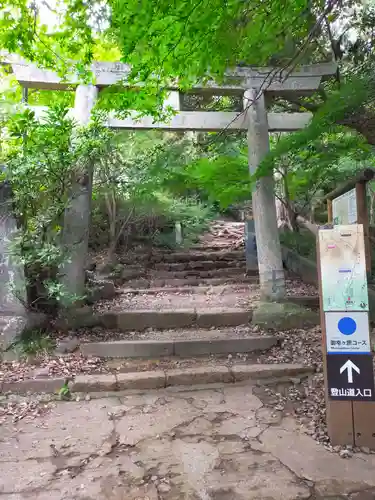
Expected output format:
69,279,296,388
332,188,357,225
319,224,368,311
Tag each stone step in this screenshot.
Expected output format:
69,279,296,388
192,245,244,252
153,260,246,272
80,335,278,358
110,287,256,311
94,308,254,331
162,250,246,263
118,250,247,266
151,267,248,280
125,276,258,288
117,284,254,296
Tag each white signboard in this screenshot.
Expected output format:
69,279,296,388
325,311,371,354
332,188,357,225
319,225,368,311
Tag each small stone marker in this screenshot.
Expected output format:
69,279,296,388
175,222,183,245
244,219,257,272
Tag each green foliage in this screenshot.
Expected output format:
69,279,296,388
274,128,374,216
150,194,214,248
0,0,96,77
280,230,316,260
187,153,251,209
12,329,55,356
2,105,74,309
90,130,215,252
1,104,117,310
259,70,375,177
58,379,71,400
110,0,313,83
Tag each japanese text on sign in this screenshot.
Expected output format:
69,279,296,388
330,388,372,398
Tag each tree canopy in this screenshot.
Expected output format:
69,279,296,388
2,0,375,311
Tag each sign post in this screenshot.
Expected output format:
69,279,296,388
326,169,375,277
318,224,375,447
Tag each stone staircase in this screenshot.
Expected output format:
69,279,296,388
78,219,319,384
112,220,254,290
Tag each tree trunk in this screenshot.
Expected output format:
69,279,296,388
339,109,375,146
104,191,117,262
296,215,318,235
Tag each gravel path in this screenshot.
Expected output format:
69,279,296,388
257,325,328,445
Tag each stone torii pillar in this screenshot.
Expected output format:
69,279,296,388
244,88,285,301
60,84,98,302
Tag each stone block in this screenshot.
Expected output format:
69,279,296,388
26,312,49,329
0,316,27,361
196,309,252,328
286,295,319,309
87,280,116,302
98,312,118,329
154,270,187,279
55,336,80,354
252,301,319,330
231,363,314,382
281,247,318,285
162,278,199,287
126,279,151,289
72,374,117,392
57,306,99,329
173,336,277,356
116,310,196,331
2,377,66,394
116,371,165,390
119,267,145,281
81,340,174,358
166,366,231,386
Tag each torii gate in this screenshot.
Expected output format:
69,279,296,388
3,56,336,301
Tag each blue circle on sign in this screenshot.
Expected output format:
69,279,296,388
338,317,357,336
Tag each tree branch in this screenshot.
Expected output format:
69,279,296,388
276,97,321,113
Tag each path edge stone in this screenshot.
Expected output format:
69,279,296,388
0,363,315,395
80,335,278,358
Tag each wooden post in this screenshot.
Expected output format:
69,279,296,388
353,184,375,448
244,89,285,301
327,199,333,224
355,181,371,276
316,232,354,445
318,224,375,448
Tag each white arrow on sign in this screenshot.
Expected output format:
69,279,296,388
340,360,360,383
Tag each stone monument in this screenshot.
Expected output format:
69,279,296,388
0,173,28,360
